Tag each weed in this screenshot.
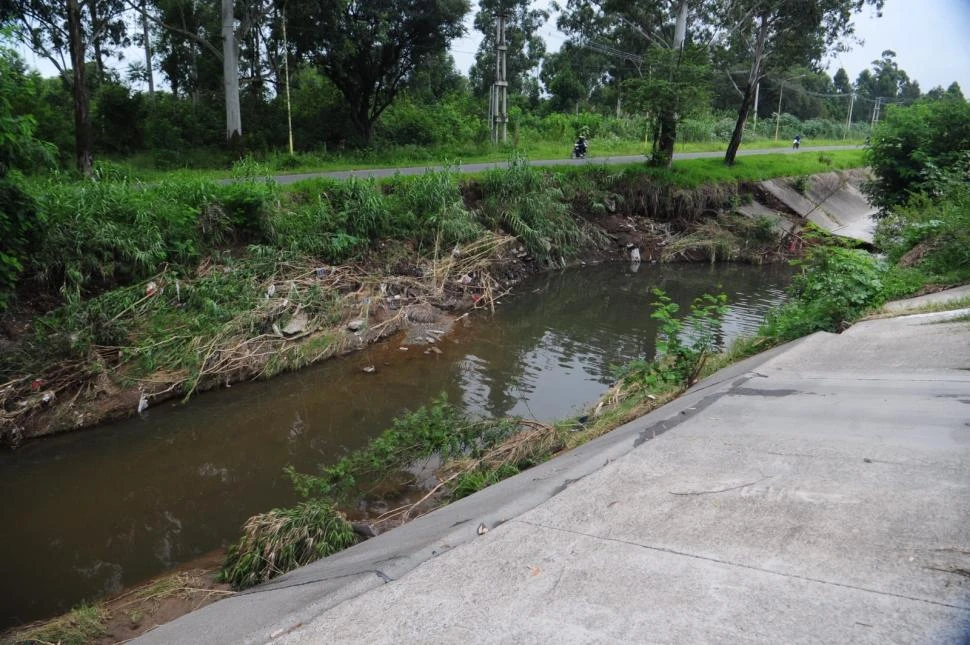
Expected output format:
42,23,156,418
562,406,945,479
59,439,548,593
791,174,810,194
219,500,356,589
5,602,107,645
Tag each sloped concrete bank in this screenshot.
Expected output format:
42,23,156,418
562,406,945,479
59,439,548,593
137,292,970,644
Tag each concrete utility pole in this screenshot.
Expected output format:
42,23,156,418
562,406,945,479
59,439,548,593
844,92,855,139
773,81,784,141
222,0,242,143
491,12,508,144
281,4,294,154
870,97,882,127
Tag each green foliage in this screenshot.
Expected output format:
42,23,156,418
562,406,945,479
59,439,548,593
451,463,521,500
218,500,356,589
790,175,810,194
388,169,485,248
874,181,970,283
617,289,728,392
6,602,107,645
763,246,886,340
865,96,970,212
288,395,518,503
479,155,586,262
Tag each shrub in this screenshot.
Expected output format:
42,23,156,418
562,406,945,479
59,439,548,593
478,155,585,262
219,500,356,589
763,246,885,340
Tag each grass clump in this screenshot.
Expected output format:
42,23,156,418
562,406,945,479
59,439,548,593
478,155,587,263
4,603,106,645
219,500,356,589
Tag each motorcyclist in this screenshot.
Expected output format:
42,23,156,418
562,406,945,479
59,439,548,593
572,135,588,158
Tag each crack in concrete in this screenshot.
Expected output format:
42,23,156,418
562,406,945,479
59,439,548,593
237,568,392,597
512,520,970,613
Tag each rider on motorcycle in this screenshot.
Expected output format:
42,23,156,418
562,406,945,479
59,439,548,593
573,135,588,158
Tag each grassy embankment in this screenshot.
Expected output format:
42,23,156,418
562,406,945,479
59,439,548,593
0,150,866,446
109,137,864,182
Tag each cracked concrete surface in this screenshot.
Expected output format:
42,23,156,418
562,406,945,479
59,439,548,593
136,304,970,644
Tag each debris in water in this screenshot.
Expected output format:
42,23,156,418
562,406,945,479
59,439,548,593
137,392,149,414
362,366,376,373
399,346,409,351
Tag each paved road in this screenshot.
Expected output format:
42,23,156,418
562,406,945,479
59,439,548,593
269,145,860,184
137,292,970,645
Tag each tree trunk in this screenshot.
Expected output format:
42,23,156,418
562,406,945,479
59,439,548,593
67,0,93,177
222,0,242,143
88,0,104,80
724,12,769,166
651,0,689,168
141,0,155,98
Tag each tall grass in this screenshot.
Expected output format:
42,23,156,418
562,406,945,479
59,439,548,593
478,156,587,262
219,500,356,589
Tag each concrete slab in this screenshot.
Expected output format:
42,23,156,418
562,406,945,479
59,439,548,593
759,170,877,244
883,285,970,314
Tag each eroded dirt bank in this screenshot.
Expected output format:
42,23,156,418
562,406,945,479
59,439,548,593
0,169,864,446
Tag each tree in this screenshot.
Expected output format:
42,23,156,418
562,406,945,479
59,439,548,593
470,0,547,99
833,67,850,94
865,95,970,212
719,0,884,165
2,0,121,174
288,0,469,145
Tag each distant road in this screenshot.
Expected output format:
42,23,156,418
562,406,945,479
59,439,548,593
268,145,861,185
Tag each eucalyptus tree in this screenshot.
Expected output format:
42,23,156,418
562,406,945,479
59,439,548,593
715,0,885,165
2,0,128,174
287,0,469,145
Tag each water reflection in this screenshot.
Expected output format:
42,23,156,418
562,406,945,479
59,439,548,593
0,263,789,627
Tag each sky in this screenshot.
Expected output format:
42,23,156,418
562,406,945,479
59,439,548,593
450,0,970,94
12,0,970,95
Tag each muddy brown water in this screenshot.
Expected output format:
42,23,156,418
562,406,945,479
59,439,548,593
0,263,790,628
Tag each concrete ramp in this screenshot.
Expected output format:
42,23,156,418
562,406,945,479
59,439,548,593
755,169,877,244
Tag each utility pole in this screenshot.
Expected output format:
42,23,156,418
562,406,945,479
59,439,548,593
773,81,784,141
281,4,294,155
491,12,508,144
844,92,855,139
870,97,882,127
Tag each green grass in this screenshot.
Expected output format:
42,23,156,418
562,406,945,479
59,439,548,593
548,150,866,189
109,137,865,182
3,603,107,645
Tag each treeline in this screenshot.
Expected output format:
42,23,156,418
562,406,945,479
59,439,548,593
3,0,964,175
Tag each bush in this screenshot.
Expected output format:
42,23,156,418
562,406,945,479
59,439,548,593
865,96,970,212
874,182,970,282
387,169,484,248
478,156,585,262
763,246,885,340
219,500,356,589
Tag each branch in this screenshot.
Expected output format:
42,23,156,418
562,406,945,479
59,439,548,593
122,0,223,61
614,13,669,49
